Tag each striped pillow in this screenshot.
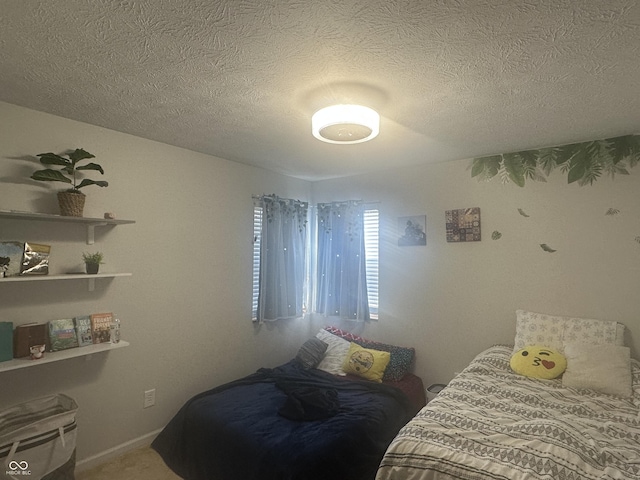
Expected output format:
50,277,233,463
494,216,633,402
295,338,328,369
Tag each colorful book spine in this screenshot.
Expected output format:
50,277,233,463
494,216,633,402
74,315,93,347
48,318,79,352
90,312,113,344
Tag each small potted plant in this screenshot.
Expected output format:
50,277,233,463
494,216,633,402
82,251,104,275
31,148,108,217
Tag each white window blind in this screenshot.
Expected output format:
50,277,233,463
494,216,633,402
251,205,262,321
364,208,379,319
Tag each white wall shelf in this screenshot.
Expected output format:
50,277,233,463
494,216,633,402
1,273,132,282
0,210,135,290
0,341,130,373
0,211,134,372
0,273,132,291
0,210,135,244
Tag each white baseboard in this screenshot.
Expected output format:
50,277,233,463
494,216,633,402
75,428,164,473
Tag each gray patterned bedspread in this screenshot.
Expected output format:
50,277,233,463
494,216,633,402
377,345,640,480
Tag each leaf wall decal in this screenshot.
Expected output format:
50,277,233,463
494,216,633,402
471,155,501,180
517,208,530,217
491,231,502,240
608,135,639,165
502,153,526,187
605,208,620,216
540,244,557,253
538,147,558,175
471,134,640,187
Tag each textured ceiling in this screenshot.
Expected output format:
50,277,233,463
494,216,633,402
1,1,639,181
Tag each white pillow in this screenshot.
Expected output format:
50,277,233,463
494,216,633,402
562,343,632,398
513,309,624,354
563,317,624,346
315,329,350,375
514,310,564,352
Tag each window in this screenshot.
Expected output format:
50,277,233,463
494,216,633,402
252,200,379,321
252,195,308,322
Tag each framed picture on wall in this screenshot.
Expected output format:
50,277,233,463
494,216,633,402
445,207,481,242
398,215,426,246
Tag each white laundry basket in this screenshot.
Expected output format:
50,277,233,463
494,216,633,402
0,394,77,480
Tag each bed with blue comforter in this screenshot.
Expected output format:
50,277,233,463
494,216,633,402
152,360,414,480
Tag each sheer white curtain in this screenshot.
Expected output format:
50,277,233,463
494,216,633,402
255,195,308,322
315,201,370,321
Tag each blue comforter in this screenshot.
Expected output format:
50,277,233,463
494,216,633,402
152,360,413,480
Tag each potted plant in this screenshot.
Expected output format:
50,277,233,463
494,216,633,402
82,251,104,275
31,148,108,217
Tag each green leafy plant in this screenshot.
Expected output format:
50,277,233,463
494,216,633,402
471,134,640,187
82,251,104,265
31,148,108,193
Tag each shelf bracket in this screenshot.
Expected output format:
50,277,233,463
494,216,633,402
88,277,96,292
86,222,107,245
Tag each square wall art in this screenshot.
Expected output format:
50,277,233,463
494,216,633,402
398,215,426,246
445,207,481,242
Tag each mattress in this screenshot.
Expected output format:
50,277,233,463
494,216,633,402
152,360,414,480
377,345,640,480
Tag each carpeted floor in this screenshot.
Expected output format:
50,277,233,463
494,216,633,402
75,445,181,480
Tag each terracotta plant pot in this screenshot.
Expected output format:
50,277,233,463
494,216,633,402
57,191,86,217
85,263,99,275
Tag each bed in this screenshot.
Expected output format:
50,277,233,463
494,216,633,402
152,327,425,480
377,343,640,480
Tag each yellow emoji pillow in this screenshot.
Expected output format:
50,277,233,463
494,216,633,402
342,343,390,382
510,345,567,380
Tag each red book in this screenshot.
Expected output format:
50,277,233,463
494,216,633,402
90,313,113,344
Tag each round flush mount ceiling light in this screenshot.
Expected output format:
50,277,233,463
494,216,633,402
311,104,380,144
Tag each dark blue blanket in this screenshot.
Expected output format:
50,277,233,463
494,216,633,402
152,361,413,480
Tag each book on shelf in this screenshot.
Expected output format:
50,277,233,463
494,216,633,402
74,315,93,347
91,312,113,344
13,323,48,358
0,241,25,277
47,318,79,352
21,242,51,275
0,322,13,362
0,242,51,277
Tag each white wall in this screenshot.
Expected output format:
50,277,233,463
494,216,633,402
0,101,312,464
312,157,640,385
2,100,639,466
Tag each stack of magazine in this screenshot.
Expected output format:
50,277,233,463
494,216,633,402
47,312,115,352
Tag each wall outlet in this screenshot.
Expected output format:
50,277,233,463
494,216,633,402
144,389,156,408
